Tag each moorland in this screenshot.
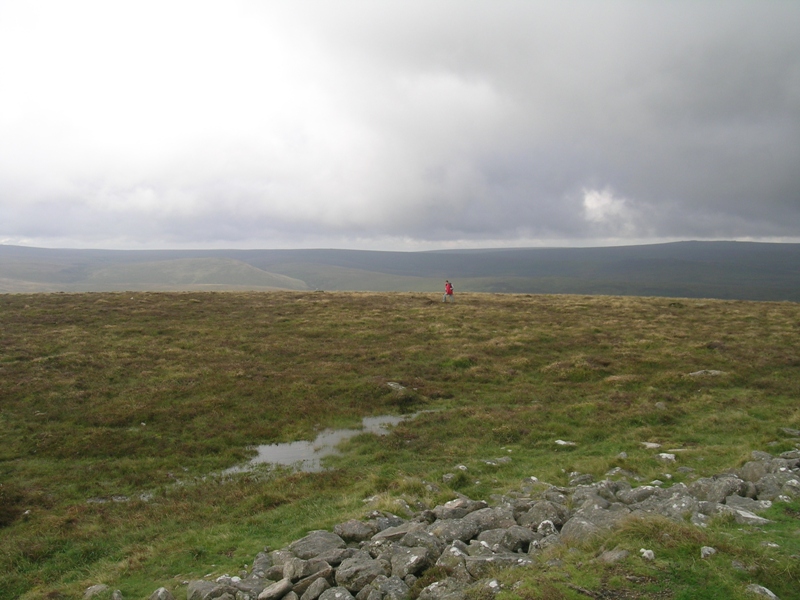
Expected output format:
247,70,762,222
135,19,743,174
1,291,799,599
2,241,800,300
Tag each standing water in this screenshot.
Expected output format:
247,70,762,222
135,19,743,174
225,414,411,474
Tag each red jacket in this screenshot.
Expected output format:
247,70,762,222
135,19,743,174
445,282,453,295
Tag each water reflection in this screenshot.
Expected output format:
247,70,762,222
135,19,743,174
225,414,410,474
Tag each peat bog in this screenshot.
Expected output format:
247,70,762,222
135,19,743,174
1,291,799,599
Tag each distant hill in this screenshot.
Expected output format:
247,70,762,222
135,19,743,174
1,241,798,300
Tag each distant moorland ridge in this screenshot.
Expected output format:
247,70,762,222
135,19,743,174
1,241,798,300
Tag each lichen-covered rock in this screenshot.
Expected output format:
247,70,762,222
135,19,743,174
388,546,430,578
432,498,487,520
300,577,331,600
290,531,347,560
148,588,174,600
426,518,481,544
188,580,239,600
335,552,390,592
257,578,294,600
335,520,379,543
516,500,568,529
319,587,355,600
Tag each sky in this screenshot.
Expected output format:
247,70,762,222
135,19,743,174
1,1,799,251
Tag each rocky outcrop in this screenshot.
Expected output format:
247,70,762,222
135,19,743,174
135,447,799,600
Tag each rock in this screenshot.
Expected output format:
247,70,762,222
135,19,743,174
700,546,716,559
517,500,567,529
426,518,481,544
301,577,331,600
335,552,389,592
335,520,379,542
112,591,125,600
640,442,662,449
417,579,468,600
639,549,655,561
745,583,780,599
740,461,770,483
84,584,110,599
689,476,746,503
188,580,240,600
358,575,410,600
463,554,532,579
560,517,600,542
617,486,657,505
388,546,429,578
554,440,576,446
292,563,334,596
720,506,774,526
290,531,347,560
656,453,676,463
258,579,294,600
370,522,420,542
537,520,558,537
319,587,355,600
725,495,772,513
148,588,174,600
252,551,274,578
780,427,800,437
687,370,726,377
432,498,486,520
597,547,629,564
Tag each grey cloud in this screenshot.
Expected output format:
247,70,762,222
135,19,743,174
1,1,798,248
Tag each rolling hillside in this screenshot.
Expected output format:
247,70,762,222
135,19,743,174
1,241,798,300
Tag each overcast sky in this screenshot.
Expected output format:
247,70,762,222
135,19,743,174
1,1,798,250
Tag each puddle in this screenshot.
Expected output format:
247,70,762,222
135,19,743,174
225,414,411,474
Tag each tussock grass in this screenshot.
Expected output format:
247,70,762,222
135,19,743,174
1,292,799,598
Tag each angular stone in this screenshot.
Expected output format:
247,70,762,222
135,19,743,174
372,522,424,542
360,575,410,600
725,495,772,513
84,585,110,599
319,587,356,600
292,563,334,596
252,551,274,578
300,577,331,600
148,589,174,600
462,507,516,533
290,531,347,560
426,518,481,544
616,486,658,505
516,501,567,529
721,506,774,526
465,554,533,579
745,584,779,599
740,461,770,483
476,525,537,553
560,517,600,542
597,547,629,564
188,581,240,600
335,552,390,593
432,498,487,520
335,520,379,542
389,546,430,578
434,544,470,581
417,579,468,600
258,579,294,600
400,530,445,558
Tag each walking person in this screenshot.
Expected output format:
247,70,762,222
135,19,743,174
442,280,454,302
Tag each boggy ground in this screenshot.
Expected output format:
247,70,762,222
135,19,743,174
0,291,798,599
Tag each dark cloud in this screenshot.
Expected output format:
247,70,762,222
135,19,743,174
0,1,798,249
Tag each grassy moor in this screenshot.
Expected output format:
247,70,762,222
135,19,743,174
1,291,799,599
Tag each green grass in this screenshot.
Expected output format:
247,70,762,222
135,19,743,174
1,292,799,599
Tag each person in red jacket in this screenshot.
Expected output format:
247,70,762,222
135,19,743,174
443,280,454,302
